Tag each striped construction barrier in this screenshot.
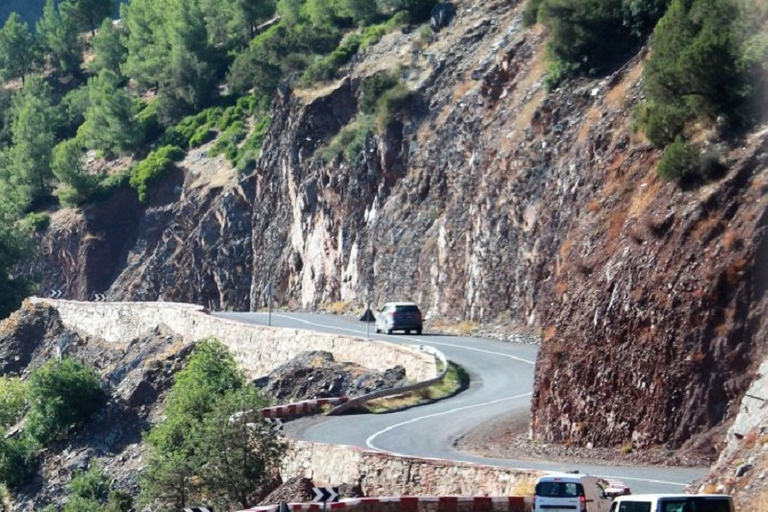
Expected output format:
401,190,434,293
236,496,532,512
261,397,350,418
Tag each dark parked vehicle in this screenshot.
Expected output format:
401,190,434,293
375,302,423,335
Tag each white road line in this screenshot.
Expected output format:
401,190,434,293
365,392,533,450
364,393,691,488
262,313,536,365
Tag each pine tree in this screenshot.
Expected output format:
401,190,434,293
8,78,57,209
79,70,140,156
89,18,127,77
0,13,41,85
36,0,84,78
51,138,99,206
59,0,114,36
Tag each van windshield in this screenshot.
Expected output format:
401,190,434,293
659,498,732,512
535,482,585,498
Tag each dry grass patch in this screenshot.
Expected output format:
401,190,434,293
362,362,468,413
604,61,643,110
326,300,353,315
511,475,538,496
607,207,627,240
457,320,481,336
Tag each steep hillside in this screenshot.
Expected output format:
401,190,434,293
27,0,768,484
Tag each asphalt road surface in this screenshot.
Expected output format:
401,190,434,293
216,311,708,494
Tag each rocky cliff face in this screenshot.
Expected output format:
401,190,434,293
27,0,768,458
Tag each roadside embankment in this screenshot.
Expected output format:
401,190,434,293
30,299,436,381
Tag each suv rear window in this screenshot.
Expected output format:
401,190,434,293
535,482,585,498
395,305,420,313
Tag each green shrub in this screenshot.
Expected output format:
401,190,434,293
26,358,104,445
235,115,270,172
657,139,704,186
640,0,764,141
0,377,28,430
162,108,223,149
22,212,51,233
70,466,108,502
523,0,545,26
544,56,580,90
136,100,162,144
189,126,215,148
302,33,362,85
0,437,37,489
210,121,246,163
320,115,375,161
634,102,690,148
90,170,131,204
361,24,390,48
360,72,400,114
129,146,185,203
376,83,417,130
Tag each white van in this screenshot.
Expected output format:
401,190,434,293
609,494,734,512
533,473,615,512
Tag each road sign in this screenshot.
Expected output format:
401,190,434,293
183,507,213,512
262,282,275,298
266,417,284,435
312,487,339,503
358,308,375,322
93,293,106,302
50,289,63,298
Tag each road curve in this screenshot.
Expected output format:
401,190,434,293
216,312,707,494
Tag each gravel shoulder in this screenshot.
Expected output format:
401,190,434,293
454,410,713,469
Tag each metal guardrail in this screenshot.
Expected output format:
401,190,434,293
328,345,449,415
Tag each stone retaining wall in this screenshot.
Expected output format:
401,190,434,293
283,441,540,496
31,299,436,381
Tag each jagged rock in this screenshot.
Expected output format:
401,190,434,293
254,350,407,402
259,477,315,505
0,302,78,376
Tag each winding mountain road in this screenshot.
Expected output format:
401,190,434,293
216,311,707,494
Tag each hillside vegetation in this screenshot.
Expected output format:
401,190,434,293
0,0,762,299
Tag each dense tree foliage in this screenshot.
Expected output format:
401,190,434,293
59,0,113,36
139,339,284,512
79,69,141,155
0,358,104,490
6,78,57,211
88,18,126,76
36,0,83,78
525,0,670,86
26,357,104,445
0,13,40,84
51,137,98,206
0,377,28,430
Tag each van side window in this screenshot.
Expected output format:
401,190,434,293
618,502,651,512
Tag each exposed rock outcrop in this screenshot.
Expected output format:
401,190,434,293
254,350,407,401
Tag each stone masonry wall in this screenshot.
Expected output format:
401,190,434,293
283,440,539,496
30,299,436,381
